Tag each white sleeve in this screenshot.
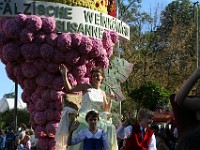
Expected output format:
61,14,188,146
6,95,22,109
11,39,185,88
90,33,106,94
148,134,157,150
102,131,110,150
116,125,132,139
71,130,85,145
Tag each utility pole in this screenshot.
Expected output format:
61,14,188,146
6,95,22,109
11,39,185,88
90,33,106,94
116,0,122,116
194,1,199,94
194,1,199,68
14,83,18,133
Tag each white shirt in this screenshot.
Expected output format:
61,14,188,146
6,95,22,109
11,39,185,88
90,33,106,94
18,130,26,141
116,125,157,150
30,135,37,147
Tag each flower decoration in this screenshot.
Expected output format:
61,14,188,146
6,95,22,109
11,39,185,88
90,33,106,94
77,55,89,65
27,103,36,112
0,32,8,46
46,121,59,136
36,0,108,13
34,31,46,44
77,77,90,84
52,50,65,64
20,28,34,43
52,76,64,90
55,99,63,110
40,44,55,61
35,126,47,138
3,19,20,38
72,64,87,78
65,50,80,65
57,33,72,52
71,33,82,47
31,91,41,104
50,90,63,101
78,36,93,54
33,59,48,71
21,44,40,61
110,31,119,43
34,111,47,125
45,109,56,121
21,62,38,78
42,89,53,102
30,111,36,122
36,72,54,87
41,17,56,33
96,55,109,68
48,102,56,109
15,14,27,27
0,17,9,32
46,63,59,74
21,90,32,103
5,63,17,82
46,33,58,46
2,42,20,62
36,138,49,149
106,46,113,58
23,79,37,91
26,15,42,32
14,65,25,80
35,98,48,111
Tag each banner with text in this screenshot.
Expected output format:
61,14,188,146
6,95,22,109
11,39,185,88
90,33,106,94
0,0,130,39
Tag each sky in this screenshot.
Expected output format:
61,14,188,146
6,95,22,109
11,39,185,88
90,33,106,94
0,0,196,99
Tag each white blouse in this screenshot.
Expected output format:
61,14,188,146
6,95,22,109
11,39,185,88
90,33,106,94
71,128,110,150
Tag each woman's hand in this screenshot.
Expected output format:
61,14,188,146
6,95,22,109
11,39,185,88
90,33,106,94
59,64,68,75
109,91,115,100
68,120,79,146
69,121,79,133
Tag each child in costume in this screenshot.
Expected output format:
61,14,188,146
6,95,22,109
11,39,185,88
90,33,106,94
68,110,110,150
117,109,157,150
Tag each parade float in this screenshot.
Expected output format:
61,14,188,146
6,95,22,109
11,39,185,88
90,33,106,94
0,0,130,149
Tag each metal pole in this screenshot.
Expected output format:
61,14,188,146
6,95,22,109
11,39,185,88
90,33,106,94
196,2,199,68
115,0,122,116
14,83,18,133
194,1,199,94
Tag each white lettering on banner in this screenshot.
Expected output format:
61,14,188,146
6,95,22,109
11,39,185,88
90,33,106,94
0,0,130,40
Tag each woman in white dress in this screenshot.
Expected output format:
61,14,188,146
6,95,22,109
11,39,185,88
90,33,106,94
55,64,118,150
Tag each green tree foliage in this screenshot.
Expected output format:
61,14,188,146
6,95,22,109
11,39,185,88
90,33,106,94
152,0,196,91
117,0,154,90
158,0,194,40
129,81,170,111
116,0,167,113
0,109,30,130
114,0,198,113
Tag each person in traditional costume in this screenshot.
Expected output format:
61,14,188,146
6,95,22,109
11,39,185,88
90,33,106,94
55,64,118,150
68,110,110,150
116,109,157,150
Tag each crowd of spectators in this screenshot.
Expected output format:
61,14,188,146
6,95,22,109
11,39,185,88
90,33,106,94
0,123,37,150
